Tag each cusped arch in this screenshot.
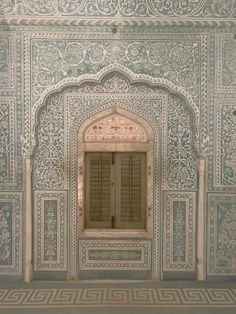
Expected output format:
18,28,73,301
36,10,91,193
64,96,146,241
32,63,199,149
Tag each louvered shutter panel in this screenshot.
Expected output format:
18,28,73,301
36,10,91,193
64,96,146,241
85,153,113,228
116,153,146,229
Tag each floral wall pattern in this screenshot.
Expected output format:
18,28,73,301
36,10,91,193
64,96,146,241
0,1,235,279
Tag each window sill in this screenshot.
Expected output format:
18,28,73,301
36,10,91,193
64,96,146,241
79,229,153,238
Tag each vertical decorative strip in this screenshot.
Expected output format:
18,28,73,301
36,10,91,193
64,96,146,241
173,201,187,263
43,200,58,262
34,191,67,271
163,192,196,271
197,159,206,280
24,158,32,282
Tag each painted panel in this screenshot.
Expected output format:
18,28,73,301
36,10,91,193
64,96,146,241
34,191,67,271
215,99,236,187
79,240,151,270
85,114,147,142
163,192,196,271
0,98,16,186
0,193,22,275
208,194,236,274
0,33,14,89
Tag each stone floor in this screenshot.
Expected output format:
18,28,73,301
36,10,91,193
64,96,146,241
0,280,236,314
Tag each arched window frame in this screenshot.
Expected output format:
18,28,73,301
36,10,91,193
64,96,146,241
77,106,154,238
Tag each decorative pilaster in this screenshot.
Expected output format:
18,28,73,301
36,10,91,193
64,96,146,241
197,159,206,280
24,157,33,282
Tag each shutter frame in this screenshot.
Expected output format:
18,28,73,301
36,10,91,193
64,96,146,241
85,152,146,230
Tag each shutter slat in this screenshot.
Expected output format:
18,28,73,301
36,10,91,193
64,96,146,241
85,153,112,228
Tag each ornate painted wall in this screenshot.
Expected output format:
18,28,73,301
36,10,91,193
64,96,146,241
0,0,235,280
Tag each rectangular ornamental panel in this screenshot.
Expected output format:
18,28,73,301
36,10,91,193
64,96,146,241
163,192,196,271
215,99,236,187
0,193,22,274
0,33,15,89
34,191,67,271
208,194,236,275
216,34,236,93
79,240,151,271
0,98,16,186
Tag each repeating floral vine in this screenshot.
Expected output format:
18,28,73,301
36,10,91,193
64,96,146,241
1,0,235,17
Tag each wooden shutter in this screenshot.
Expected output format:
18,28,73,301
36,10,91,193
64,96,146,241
85,153,114,228
115,153,146,229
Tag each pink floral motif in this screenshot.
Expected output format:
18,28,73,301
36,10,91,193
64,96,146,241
85,115,146,142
